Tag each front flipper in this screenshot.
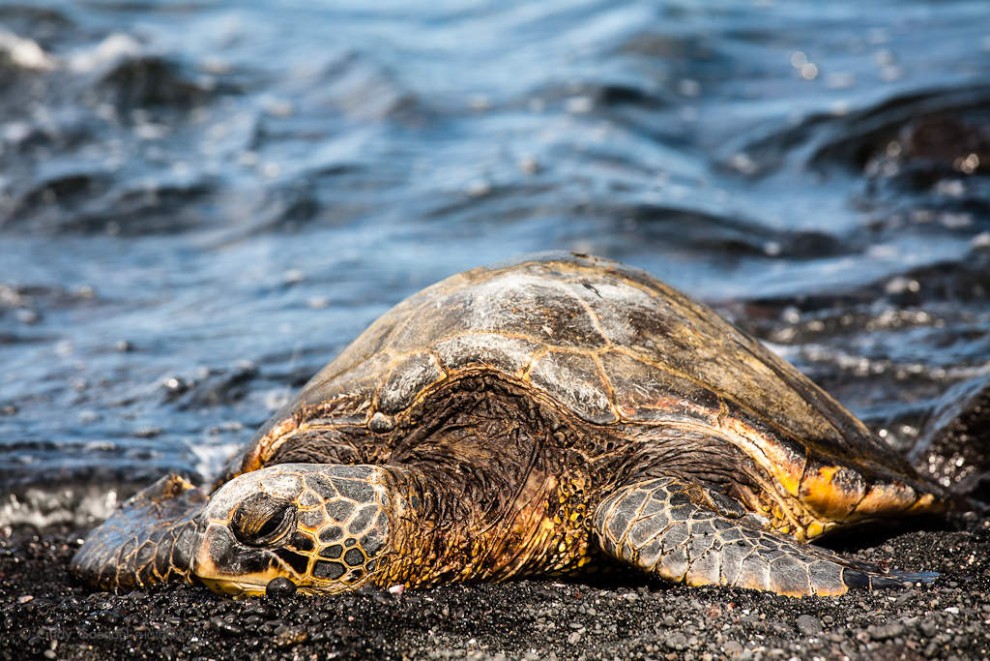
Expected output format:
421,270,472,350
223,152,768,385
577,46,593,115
592,477,937,597
71,474,207,591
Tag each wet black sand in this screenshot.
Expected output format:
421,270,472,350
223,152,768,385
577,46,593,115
3,513,987,660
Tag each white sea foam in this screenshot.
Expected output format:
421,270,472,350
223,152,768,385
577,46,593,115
68,33,143,73
0,30,56,70
0,486,119,529
189,440,241,484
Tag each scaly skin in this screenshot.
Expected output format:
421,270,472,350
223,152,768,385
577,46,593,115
71,475,205,591
593,477,937,597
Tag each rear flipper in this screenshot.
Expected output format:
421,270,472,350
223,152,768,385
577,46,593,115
592,477,937,597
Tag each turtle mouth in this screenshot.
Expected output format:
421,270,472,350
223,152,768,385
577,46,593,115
199,575,278,597
193,543,292,596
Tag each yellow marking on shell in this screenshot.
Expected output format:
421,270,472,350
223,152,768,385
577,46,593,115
908,492,940,513
519,347,549,381
854,482,917,517
759,444,804,498
799,464,863,522
812,582,848,597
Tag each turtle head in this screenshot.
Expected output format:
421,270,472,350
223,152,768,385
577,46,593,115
192,464,390,596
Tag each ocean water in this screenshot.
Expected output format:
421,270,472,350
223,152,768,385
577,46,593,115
1,0,988,523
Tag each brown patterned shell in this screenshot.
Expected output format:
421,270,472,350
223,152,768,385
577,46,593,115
233,252,918,488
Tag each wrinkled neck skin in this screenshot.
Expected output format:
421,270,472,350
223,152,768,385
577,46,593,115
377,460,595,590
70,474,207,591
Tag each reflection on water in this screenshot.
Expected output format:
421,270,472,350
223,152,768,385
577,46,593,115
1,1,988,509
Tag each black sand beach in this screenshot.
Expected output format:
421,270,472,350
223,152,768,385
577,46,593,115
3,511,987,660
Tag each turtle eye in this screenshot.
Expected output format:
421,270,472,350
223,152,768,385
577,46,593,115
231,494,296,547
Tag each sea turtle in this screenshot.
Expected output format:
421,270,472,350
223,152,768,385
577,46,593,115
72,253,946,598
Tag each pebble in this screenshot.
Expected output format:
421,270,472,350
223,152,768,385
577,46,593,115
796,614,822,635
273,625,308,647
17,595,34,604
265,577,297,598
665,632,688,651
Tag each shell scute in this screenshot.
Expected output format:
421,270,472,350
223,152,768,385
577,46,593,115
298,352,396,422
601,350,719,423
571,279,671,348
527,350,617,425
433,333,540,376
377,352,446,415
457,274,606,349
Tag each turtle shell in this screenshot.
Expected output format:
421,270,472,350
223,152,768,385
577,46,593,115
230,253,921,496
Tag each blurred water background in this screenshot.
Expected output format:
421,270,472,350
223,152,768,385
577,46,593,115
1,0,989,522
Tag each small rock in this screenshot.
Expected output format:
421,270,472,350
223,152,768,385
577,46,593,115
665,632,688,651
796,614,822,635
273,625,308,647
265,577,297,598
17,595,34,604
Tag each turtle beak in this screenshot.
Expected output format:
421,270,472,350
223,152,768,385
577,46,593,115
71,474,208,590
190,466,314,595
192,523,293,597
192,491,299,596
